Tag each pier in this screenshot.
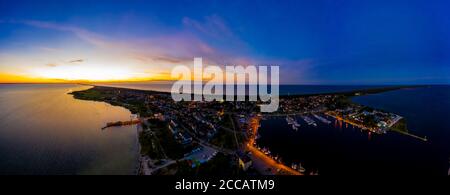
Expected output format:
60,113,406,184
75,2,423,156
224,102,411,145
391,129,428,142
102,119,141,130
326,113,428,142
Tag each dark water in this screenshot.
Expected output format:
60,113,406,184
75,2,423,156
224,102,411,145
257,86,450,175
0,84,139,174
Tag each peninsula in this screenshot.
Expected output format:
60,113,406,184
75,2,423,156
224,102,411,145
70,85,426,175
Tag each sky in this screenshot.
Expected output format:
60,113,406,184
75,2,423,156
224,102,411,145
0,0,449,84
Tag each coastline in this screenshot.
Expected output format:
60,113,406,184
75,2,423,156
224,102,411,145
246,116,302,175
69,84,426,175
69,86,146,175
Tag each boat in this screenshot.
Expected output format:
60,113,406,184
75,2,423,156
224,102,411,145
312,114,331,124
261,147,271,155
448,158,450,176
310,170,319,175
297,163,306,173
287,115,300,130
293,120,300,127
302,115,317,126
291,163,298,170
286,116,294,125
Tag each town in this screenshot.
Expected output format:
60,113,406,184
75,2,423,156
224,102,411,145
71,85,421,176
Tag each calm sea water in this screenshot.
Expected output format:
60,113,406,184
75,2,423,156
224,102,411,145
257,85,450,175
0,84,139,175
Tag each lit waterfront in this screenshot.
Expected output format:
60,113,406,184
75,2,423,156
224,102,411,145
256,105,444,175
246,116,301,175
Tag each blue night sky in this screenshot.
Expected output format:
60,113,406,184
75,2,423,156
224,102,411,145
0,0,449,84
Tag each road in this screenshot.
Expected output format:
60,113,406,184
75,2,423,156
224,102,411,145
228,114,240,150
247,144,302,175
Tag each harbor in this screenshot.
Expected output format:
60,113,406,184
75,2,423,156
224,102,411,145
254,109,438,175
246,117,302,175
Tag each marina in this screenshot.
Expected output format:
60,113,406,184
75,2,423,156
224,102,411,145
256,88,446,176
313,114,332,124
301,115,317,127
286,115,301,131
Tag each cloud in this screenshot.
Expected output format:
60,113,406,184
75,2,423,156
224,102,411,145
182,14,249,52
277,59,317,84
10,19,315,83
16,19,244,67
18,20,204,66
68,59,84,63
183,15,234,39
38,46,60,53
21,20,117,49
46,63,58,67
43,58,84,68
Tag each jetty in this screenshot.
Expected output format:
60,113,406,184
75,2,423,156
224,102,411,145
312,114,331,124
102,119,141,130
391,129,428,142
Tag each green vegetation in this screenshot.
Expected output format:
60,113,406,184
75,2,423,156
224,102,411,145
144,119,185,159
211,114,246,150
210,128,238,150
71,87,152,117
125,100,150,117
218,113,234,130
175,153,241,176
282,85,423,99
71,87,113,101
139,130,165,159
362,114,377,128
390,118,408,133
361,106,374,112
334,96,352,109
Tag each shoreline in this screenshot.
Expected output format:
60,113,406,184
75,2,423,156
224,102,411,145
83,83,427,97
246,116,302,175
69,85,146,175
69,84,425,176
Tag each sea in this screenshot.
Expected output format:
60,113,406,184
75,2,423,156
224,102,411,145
0,84,139,174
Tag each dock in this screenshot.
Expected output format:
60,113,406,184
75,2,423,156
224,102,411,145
102,119,141,130
391,129,428,142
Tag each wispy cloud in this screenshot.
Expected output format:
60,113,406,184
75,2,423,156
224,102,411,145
46,63,58,67
183,15,234,39
19,20,208,66
182,14,250,54
68,59,84,63
22,20,115,49
5,19,315,83
37,46,60,53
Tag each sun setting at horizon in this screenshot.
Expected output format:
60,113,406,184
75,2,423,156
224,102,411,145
33,64,148,82
1,1,449,85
